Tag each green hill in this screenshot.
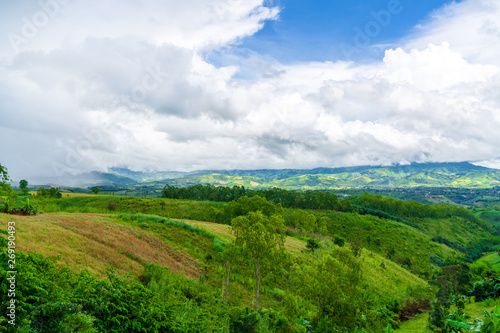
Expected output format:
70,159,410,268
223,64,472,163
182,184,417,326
2,190,499,332
46,162,500,190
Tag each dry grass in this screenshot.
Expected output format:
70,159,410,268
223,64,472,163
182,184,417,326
29,192,95,197
0,213,202,278
175,219,306,254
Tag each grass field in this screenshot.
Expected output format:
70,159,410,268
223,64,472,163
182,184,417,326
0,210,431,317
0,213,202,278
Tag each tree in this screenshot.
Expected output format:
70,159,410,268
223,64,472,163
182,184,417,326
0,163,11,193
349,238,363,257
334,236,345,247
304,214,317,232
37,187,47,196
48,187,62,198
90,187,101,195
291,247,364,331
317,216,329,234
19,179,29,194
223,195,283,224
0,163,8,184
306,238,320,253
0,163,16,211
231,211,286,310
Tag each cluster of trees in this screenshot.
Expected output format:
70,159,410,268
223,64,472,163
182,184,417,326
162,185,482,229
0,164,38,215
349,194,480,224
162,184,346,211
36,187,62,198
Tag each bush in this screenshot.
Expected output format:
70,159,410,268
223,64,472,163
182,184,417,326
334,236,345,247
271,288,286,302
107,200,118,211
306,238,320,252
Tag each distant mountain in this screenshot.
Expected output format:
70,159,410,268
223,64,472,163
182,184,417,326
40,162,500,189
109,162,500,189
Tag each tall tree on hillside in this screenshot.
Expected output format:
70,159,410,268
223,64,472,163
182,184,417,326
0,163,9,189
231,211,286,310
19,179,29,194
291,247,364,332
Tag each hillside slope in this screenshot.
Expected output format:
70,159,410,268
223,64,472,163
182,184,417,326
0,211,428,310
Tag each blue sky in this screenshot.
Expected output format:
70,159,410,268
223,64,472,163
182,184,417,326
235,0,458,63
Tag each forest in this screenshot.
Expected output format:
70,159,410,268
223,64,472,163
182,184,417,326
2,163,500,332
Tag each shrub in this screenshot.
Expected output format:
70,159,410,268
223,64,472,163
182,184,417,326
107,200,118,211
334,236,345,247
271,288,286,302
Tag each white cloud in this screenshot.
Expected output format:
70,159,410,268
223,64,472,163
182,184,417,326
1,0,500,183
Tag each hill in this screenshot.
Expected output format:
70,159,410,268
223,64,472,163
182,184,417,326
29,162,500,190
1,208,431,331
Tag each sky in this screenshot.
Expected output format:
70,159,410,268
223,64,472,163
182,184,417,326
0,0,500,182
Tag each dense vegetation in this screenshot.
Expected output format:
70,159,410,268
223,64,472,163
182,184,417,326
4,163,500,331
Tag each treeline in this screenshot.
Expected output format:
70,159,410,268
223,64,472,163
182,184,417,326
162,184,482,226
348,194,481,224
162,184,346,211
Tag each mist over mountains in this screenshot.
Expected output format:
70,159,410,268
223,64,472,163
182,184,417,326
29,162,500,189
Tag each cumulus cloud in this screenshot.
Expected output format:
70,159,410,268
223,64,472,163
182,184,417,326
0,0,499,182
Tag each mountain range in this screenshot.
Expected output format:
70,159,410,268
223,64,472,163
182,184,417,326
40,162,500,190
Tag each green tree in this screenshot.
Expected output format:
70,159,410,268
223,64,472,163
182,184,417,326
90,187,101,195
334,236,345,247
0,163,8,184
349,238,363,257
19,179,29,194
304,214,317,232
224,195,283,224
306,238,320,253
0,163,12,194
37,187,47,196
0,163,16,212
231,211,287,310
48,187,62,198
292,247,364,331
317,216,329,234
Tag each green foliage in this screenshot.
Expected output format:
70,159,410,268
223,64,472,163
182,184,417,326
106,200,118,211
36,187,62,198
90,187,101,195
306,238,320,253
350,238,363,257
433,236,467,253
120,213,225,245
162,184,342,211
291,247,365,332
334,236,345,247
0,250,230,332
482,306,500,332
349,193,482,227
19,179,29,194
223,195,283,224
232,211,287,310
0,163,8,184
1,196,38,216
471,278,500,302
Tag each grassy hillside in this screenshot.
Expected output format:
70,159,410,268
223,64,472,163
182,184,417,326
3,190,499,332
0,213,203,278
28,194,490,278
1,210,432,331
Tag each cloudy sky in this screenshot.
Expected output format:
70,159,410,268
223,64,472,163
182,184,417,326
1,0,499,182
